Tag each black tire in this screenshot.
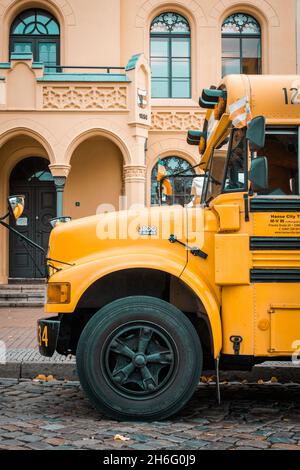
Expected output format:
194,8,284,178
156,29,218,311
76,296,202,421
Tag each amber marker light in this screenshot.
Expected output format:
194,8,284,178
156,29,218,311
47,283,71,304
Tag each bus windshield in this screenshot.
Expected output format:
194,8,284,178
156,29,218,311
205,128,247,203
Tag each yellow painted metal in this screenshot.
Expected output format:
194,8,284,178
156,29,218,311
221,286,254,355
222,74,300,124
252,251,300,268
213,204,240,232
45,205,223,358
215,234,250,285
44,74,300,361
201,114,230,168
253,212,300,237
254,285,300,355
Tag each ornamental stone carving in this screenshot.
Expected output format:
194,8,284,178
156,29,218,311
151,110,205,131
124,165,146,180
42,85,128,110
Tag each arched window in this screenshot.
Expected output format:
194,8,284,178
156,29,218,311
151,156,195,205
10,9,60,71
222,13,261,76
150,12,191,98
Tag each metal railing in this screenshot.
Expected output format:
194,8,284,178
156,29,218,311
44,65,126,74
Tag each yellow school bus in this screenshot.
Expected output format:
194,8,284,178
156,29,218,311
32,74,300,421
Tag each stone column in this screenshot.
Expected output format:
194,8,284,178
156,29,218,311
124,165,147,208
53,176,66,218
49,164,71,218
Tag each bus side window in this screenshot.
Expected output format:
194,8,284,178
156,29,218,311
257,128,299,196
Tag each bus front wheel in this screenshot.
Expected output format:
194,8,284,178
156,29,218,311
76,296,203,421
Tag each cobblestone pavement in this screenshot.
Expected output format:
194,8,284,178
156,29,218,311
0,379,300,450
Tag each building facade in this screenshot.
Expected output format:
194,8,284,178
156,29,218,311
0,0,298,283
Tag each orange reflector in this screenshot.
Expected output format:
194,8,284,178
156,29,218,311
47,283,71,304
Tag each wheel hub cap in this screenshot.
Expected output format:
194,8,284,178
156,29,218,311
104,322,177,398
134,354,146,367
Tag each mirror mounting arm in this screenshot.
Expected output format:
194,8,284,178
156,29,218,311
0,212,9,222
0,219,45,254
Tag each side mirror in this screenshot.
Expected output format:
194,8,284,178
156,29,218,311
50,216,72,229
246,116,266,151
249,157,269,192
8,195,25,221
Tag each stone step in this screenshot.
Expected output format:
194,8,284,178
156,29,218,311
0,292,43,299
8,278,46,285
0,284,45,308
0,285,45,293
0,301,44,308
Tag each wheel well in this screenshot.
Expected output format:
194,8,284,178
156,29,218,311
57,268,214,366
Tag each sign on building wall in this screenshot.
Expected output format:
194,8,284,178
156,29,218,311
137,88,148,121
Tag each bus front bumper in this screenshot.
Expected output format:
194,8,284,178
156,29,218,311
37,316,61,357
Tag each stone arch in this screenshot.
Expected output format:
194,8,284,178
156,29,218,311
5,144,49,180
136,0,206,28
0,0,75,25
0,120,57,163
63,118,134,166
147,138,200,170
208,0,280,27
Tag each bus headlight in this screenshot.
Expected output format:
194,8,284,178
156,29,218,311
47,283,71,304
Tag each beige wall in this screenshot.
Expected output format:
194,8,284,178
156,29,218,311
120,0,297,96
0,0,298,281
64,137,123,218
0,1,297,77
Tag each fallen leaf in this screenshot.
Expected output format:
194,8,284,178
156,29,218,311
114,434,130,442
35,374,47,381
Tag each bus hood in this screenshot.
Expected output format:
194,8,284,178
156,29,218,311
47,205,202,271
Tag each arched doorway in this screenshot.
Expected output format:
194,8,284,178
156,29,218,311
9,157,56,279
